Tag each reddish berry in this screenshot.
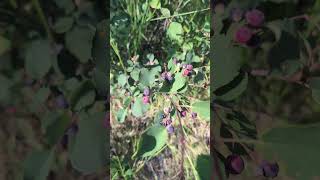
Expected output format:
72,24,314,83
231,8,243,22
143,96,150,104
225,155,245,175
182,69,190,77
5,107,17,114
234,26,252,44
245,9,265,27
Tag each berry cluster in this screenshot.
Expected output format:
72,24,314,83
142,87,150,104
225,154,279,178
233,9,265,46
182,64,193,77
161,71,173,82
159,108,174,134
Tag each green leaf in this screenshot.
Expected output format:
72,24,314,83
25,39,54,79
309,77,320,90
116,108,128,123
266,19,295,42
69,80,96,111
65,26,95,63
170,72,186,92
130,69,140,81
139,68,156,86
167,22,184,44
259,124,320,179
312,89,320,104
0,75,12,104
74,91,96,111
137,124,168,158
92,69,107,96
53,17,74,33
28,88,51,113
196,154,225,180
69,112,107,173
192,101,210,121
309,77,320,104
117,74,127,87
54,0,75,14
268,32,300,69
132,97,149,117
23,150,55,180
216,72,248,101
93,20,108,72
212,34,244,91
45,112,71,145
0,36,11,55
160,8,170,17
149,0,161,9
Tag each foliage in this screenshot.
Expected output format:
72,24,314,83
0,0,107,179
110,0,210,179
213,0,320,179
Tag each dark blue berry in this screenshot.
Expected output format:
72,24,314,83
262,162,279,178
160,113,166,119
56,95,69,109
61,134,68,149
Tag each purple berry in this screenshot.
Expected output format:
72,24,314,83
166,72,173,81
261,161,279,178
55,95,69,109
180,111,187,117
143,96,150,104
245,9,265,27
191,112,197,118
143,87,150,96
66,123,79,135
234,26,252,44
161,72,167,80
231,8,243,22
25,79,34,86
166,125,174,134
225,155,245,175
104,111,110,128
186,64,193,71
